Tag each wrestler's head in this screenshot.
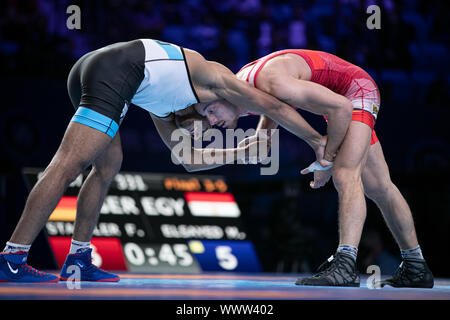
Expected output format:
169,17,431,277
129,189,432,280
193,99,240,129
174,104,211,139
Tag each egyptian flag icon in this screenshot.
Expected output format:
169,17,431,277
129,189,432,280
184,192,241,218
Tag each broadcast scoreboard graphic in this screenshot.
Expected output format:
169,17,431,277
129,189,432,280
23,168,262,273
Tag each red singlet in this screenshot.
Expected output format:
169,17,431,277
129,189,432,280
237,49,380,145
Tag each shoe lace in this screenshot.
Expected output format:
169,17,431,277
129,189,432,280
75,254,97,272
316,255,335,274
22,264,45,276
393,261,425,282
315,254,355,283
84,262,97,272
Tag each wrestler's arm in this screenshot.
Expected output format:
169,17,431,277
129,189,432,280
257,114,278,132
237,115,278,150
150,114,252,172
267,75,353,161
196,59,324,156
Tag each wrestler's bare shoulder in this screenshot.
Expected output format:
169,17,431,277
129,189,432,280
182,48,222,102
260,52,312,80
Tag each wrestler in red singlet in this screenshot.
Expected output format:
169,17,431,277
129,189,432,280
237,49,380,145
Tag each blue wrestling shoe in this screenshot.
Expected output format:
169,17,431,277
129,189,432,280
0,252,59,283
60,248,120,282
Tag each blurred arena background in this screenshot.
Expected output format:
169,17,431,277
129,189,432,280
0,0,449,278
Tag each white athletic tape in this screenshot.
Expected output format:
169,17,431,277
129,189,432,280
306,161,334,172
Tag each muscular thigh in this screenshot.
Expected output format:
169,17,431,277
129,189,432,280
334,121,372,172
50,122,113,179
362,141,391,196
93,132,123,173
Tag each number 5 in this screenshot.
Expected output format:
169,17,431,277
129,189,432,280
215,246,238,270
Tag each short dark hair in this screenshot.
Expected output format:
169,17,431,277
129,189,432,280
174,108,211,137
175,109,204,129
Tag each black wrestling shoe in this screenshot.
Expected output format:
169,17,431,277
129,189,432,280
295,252,360,287
376,258,434,288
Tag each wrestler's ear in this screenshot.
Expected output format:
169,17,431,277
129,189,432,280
177,104,196,116
174,115,191,135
